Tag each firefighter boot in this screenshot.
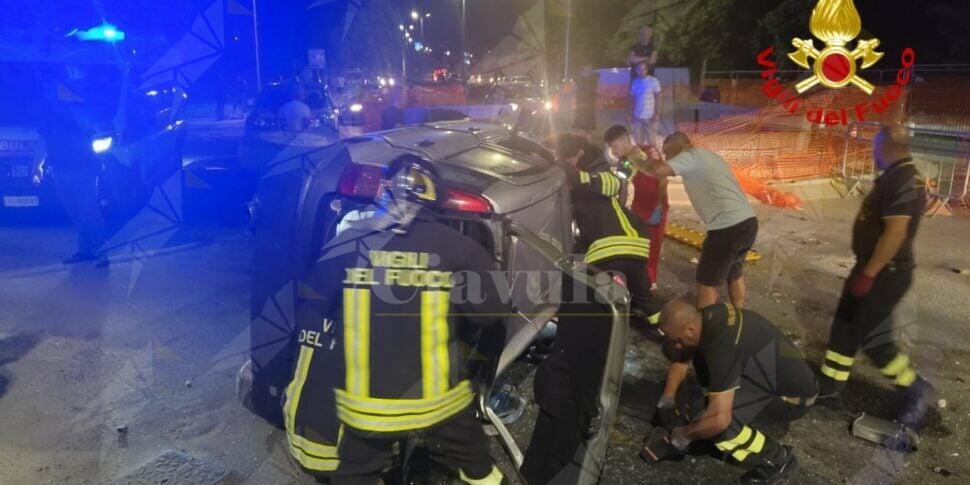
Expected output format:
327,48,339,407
897,376,935,428
739,446,798,485
815,375,845,410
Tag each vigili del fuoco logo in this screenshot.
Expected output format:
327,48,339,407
755,0,915,126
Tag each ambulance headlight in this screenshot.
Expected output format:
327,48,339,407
92,136,114,154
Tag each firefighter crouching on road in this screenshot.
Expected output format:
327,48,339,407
648,300,816,484
817,125,934,426
554,132,665,329
285,156,507,484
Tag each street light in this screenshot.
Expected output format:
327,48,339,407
411,10,419,20
421,13,430,39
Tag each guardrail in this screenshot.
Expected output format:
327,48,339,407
840,121,970,215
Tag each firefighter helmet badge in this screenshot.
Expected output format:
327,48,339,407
788,0,884,95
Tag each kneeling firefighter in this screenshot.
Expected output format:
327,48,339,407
285,155,508,484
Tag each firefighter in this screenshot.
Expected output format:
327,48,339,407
519,134,664,484
554,132,664,328
652,300,815,484
817,125,934,426
286,156,506,484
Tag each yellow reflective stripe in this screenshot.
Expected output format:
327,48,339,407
826,350,855,367
460,466,504,485
579,171,591,184
732,431,766,462
895,368,918,387
337,380,472,415
288,424,342,472
716,426,753,451
821,364,850,382
598,173,610,196
881,354,910,377
586,246,651,264
421,291,450,398
344,288,371,397
284,346,341,468
337,385,473,433
585,236,650,263
648,312,660,325
421,292,435,398
611,198,637,237
600,172,620,197
285,345,312,436
594,172,619,197
289,447,340,471
434,292,449,396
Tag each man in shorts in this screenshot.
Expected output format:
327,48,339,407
639,132,758,308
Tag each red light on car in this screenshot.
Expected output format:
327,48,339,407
441,187,492,214
338,163,384,199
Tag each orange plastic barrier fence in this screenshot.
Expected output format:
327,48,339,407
407,83,467,107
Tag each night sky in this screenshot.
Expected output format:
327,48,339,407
2,0,966,82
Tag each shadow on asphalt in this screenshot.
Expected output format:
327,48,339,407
0,331,43,400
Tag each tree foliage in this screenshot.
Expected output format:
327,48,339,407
557,0,970,74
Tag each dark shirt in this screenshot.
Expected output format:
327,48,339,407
42,111,92,170
630,42,654,64
692,304,816,398
851,158,926,264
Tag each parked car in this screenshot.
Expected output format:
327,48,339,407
0,38,185,222
239,82,339,174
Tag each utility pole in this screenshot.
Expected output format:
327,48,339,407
563,0,572,81
251,0,263,90
460,0,467,78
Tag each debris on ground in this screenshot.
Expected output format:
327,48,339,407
110,450,227,485
951,267,970,275
116,425,128,434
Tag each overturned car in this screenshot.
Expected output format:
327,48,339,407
243,119,629,483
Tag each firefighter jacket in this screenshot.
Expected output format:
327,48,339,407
566,145,651,265
284,208,506,470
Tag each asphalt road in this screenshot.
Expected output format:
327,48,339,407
1,178,968,484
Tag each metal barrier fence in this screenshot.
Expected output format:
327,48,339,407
840,122,970,215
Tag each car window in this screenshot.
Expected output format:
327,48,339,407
443,146,547,177
496,137,555,165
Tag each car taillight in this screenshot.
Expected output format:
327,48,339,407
338,164,384,198
441,187,492,214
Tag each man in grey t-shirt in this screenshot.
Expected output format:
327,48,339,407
642,132,758,308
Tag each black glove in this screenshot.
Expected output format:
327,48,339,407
655,395,686,429
640,427,684,463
